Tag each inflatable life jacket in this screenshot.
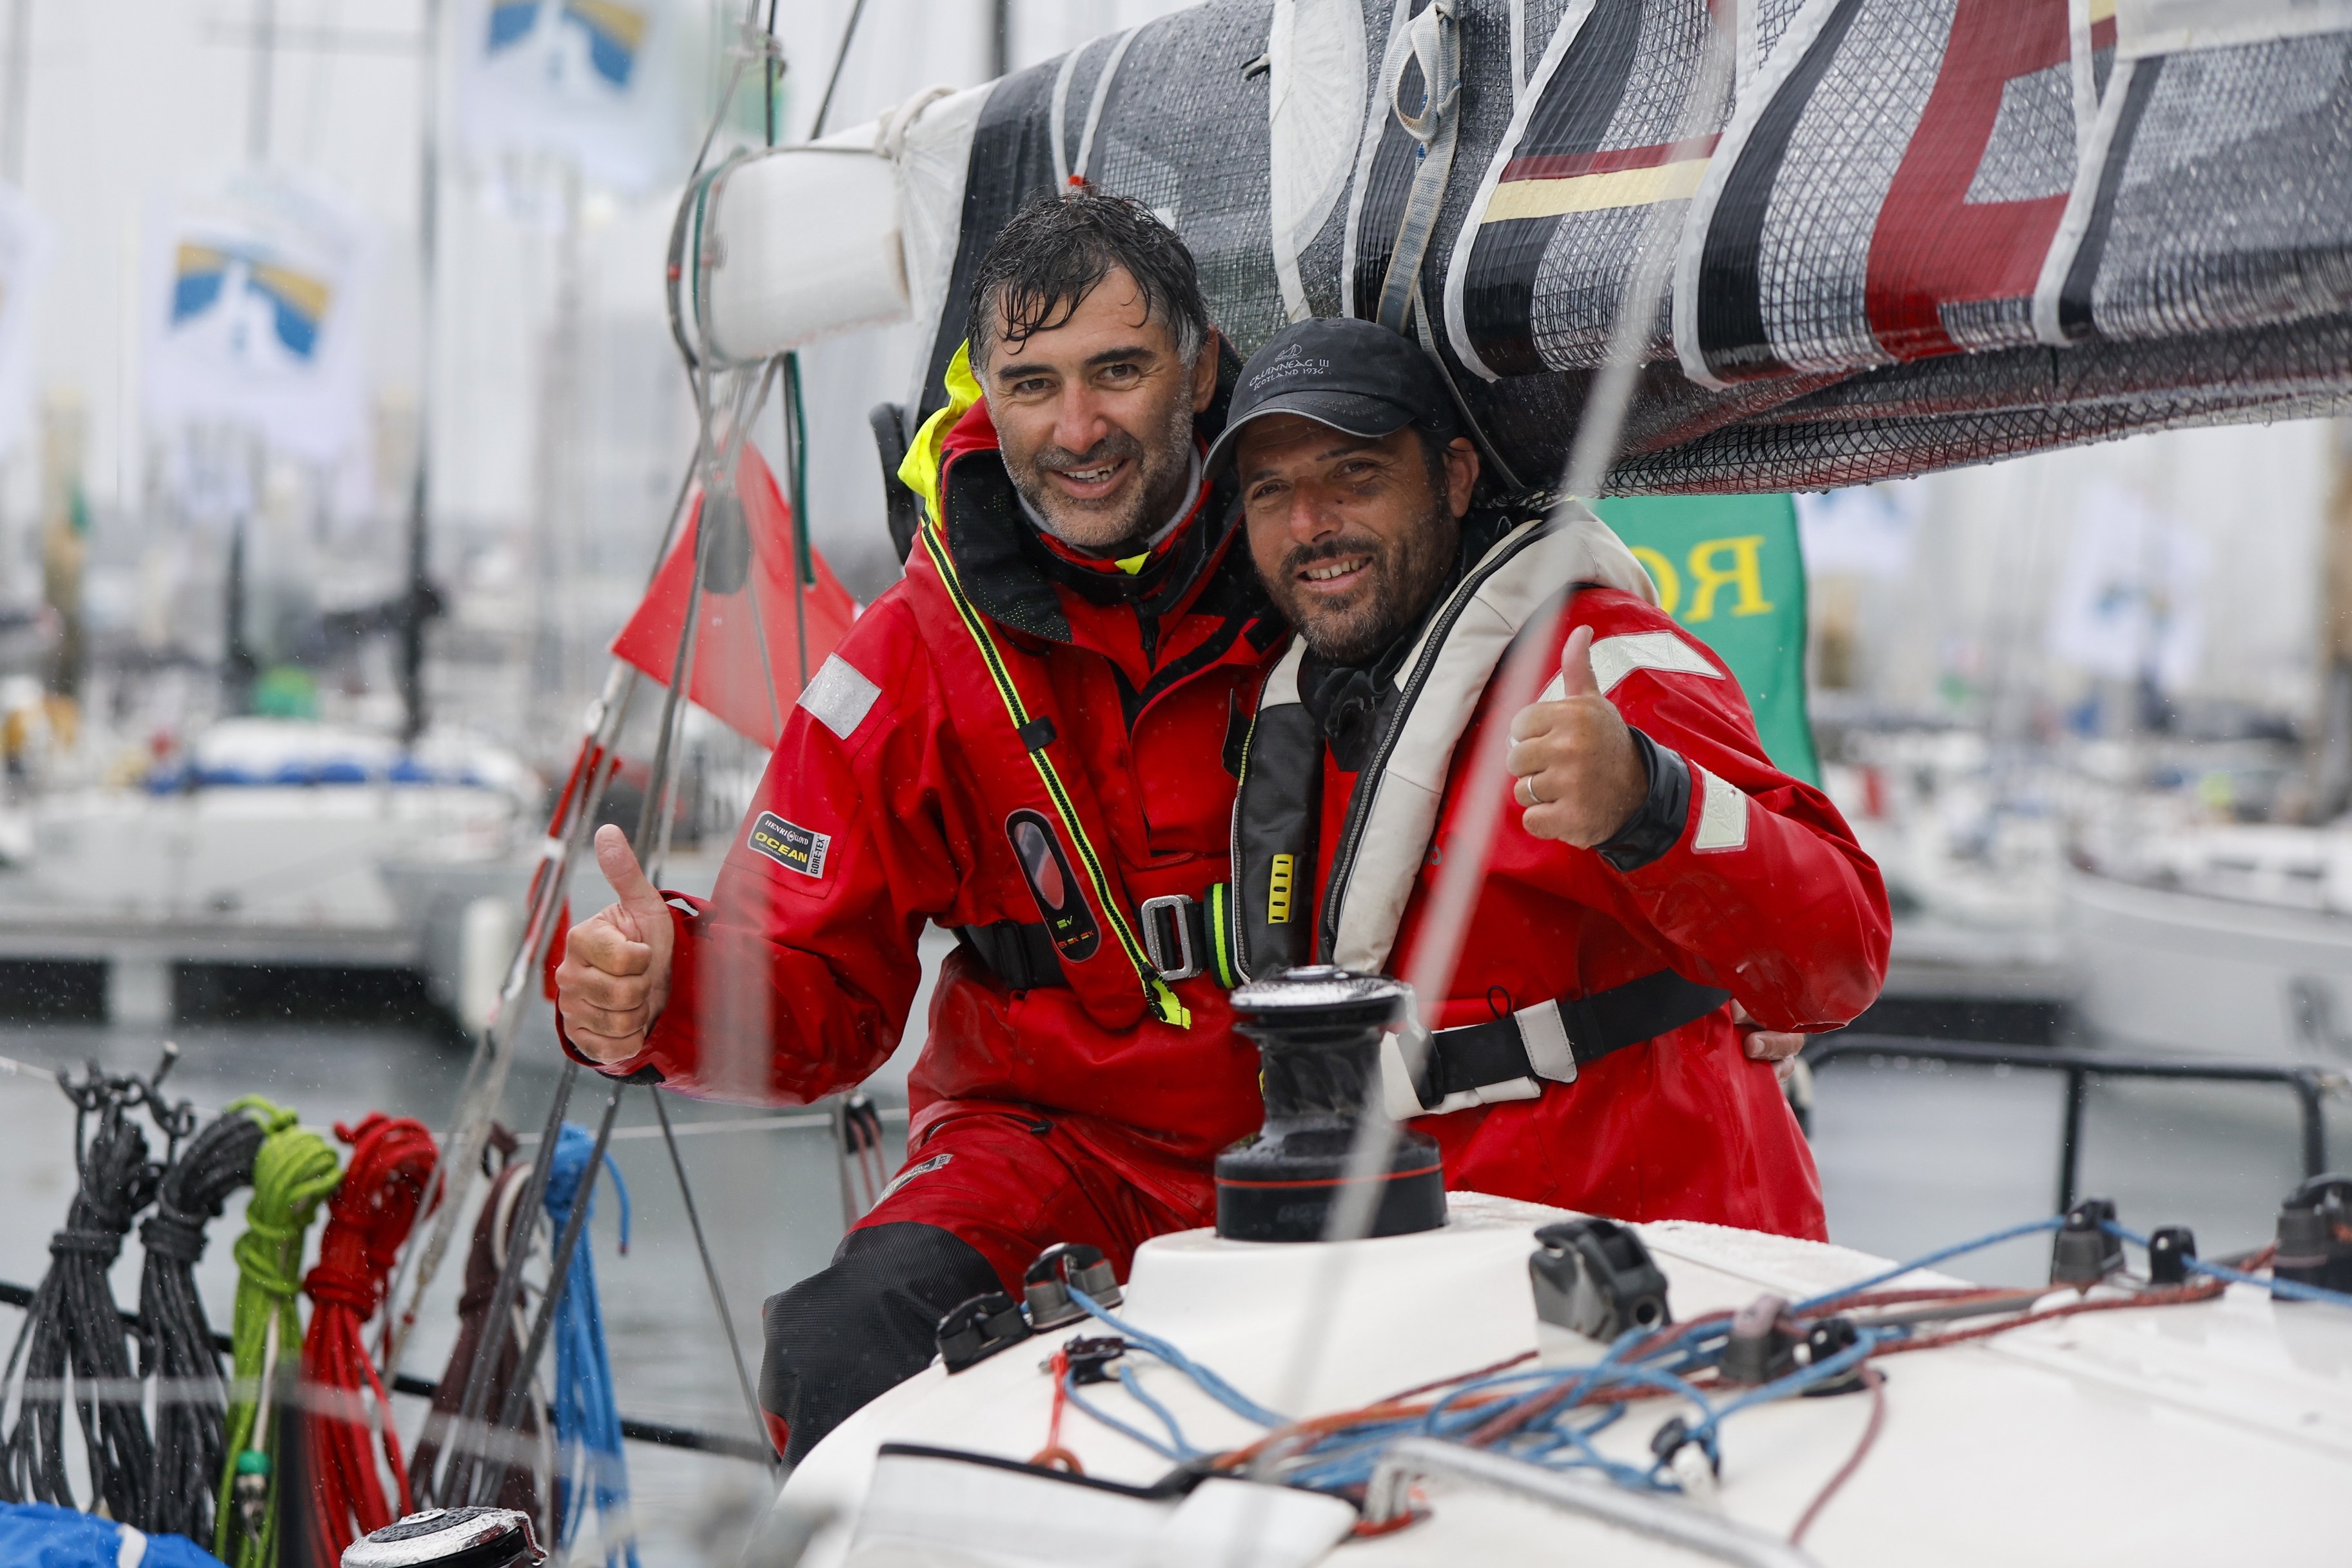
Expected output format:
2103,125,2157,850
894,344,1267,1034
1219,505,1732,1117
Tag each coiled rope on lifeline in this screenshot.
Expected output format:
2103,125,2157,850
543,1122,638,1568
300,1114,438,1560
0,1075,162,1522
140,1100,271,1543
217,1105,340,1568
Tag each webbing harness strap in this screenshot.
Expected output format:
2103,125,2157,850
1375,0,1463,335
917,516,1191,1028
1378,969,1732,1121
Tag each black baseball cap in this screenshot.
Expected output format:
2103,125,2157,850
1204,317,1461,482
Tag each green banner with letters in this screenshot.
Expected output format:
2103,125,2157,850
1591,494,1819,787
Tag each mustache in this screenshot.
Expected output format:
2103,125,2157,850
1032,431,1144,473
1279,533,1386,579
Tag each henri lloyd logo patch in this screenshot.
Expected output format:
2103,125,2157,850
747,810,831,878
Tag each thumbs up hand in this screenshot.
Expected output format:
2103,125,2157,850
1505,625,1650,848
554,825,678,1063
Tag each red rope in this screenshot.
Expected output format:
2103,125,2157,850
1029,1348,1083,1473
1787,1364,1885,1546
301,1113,440,1560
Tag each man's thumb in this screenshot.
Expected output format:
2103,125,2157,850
594,825,665,921
1559,624,1601,698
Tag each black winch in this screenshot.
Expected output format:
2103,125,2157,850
1215,966,1446,1242
340,1508,544,1568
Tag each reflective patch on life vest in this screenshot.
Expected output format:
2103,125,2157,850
1006,809,1101,961
1268,853,1295,925
1540,631,1723,700
747,810,832,877
798,654,882,741
875,1151,952,1206
1692,767,1750,852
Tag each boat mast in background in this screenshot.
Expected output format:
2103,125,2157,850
399,0,444,747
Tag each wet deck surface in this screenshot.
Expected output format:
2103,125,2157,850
0,1014,2336,1563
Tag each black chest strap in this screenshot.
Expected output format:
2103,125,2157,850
1380,969,1732,1121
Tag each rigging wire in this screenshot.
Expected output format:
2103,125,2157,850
649,1091,773,1464
216,1105,341,1568
139,1101,270,1542
810,0,870,139
300,1115,439,1559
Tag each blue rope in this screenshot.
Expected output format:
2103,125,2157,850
1067,1287,1287,1427
2102,1219,2352,1311
544,1122,639,1568
1790,1214,2067,1313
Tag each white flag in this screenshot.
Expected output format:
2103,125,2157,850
143,171,375,464
455,0,696,197
2046,478,2210,692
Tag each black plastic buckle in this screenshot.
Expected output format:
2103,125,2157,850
1529,1218,1672,1342
937,1291,1031,1374
1024,1242,1124,1332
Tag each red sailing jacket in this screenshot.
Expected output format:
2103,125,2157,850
1233,510,1889,1240
577,397,1284,1212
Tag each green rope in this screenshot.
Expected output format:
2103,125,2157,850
214,1100,342,1568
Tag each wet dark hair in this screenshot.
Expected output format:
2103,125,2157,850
966,190,1210,369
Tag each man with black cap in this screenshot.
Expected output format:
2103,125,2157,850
1205,317,1891,1238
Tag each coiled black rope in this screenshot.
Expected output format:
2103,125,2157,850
0,1072,164,1520
139,1101,269,1540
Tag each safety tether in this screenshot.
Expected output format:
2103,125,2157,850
916,513,1192,1028
1375,0,1463,335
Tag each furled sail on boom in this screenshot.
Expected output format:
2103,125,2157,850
683,0,2352,498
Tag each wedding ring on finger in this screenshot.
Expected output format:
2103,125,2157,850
1515,774,1549,808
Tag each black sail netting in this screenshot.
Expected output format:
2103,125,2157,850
913,0,2352,496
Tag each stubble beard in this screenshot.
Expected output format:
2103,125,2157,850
1280,502,1458,667
1007,387,1198,554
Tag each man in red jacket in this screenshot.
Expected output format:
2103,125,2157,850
553,193,1281,1461
1210,317,1890,1239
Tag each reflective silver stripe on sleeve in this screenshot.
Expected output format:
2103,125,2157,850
797,654,882,741
1693,765,1750,852
1541,631,1723,701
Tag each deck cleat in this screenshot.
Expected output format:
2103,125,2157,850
2148,1225,2198,1287
937,1291,1032,1374
2273,1175,2352,1295
1529,1218,1672,1343
1719,1293,1801,1386
2050,1197,2124,1288
1023,1242,1122,1331
1798,1316,1872,1397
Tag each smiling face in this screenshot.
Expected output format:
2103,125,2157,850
1239,415,1479,665
977,266,1219,554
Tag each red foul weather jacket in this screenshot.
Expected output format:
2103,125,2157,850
564,394,1286,1222
1226,507,1890,1240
